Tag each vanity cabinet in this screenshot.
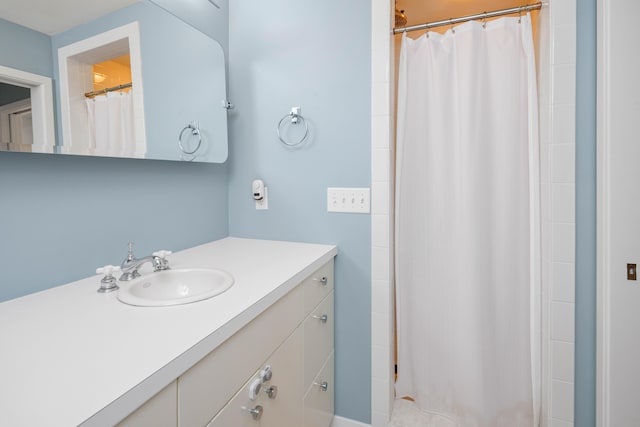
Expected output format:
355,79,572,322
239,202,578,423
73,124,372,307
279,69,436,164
111,259,334,427
117,381,177,427
1,238,337,427
179,258,334,427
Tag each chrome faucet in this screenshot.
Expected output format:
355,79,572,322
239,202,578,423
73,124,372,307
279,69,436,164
120,242,171,281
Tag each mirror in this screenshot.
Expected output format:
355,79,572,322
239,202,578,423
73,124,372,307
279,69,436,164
0,0,228,163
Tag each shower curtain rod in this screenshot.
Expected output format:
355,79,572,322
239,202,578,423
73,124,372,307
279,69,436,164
85,82,132,98
393,2,542,34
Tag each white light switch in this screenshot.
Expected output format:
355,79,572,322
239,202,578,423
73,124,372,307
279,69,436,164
327,187,370,213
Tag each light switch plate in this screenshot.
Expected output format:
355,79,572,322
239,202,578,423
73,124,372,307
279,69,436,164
327,187,370,213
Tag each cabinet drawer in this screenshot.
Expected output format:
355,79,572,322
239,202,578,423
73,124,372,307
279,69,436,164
304,352,334,427
207,328,304,427
303,259,334,316
117,381,177,427
178,285,303,427
303,290,334,387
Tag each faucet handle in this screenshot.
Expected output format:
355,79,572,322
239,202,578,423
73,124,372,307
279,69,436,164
152,250,172,259
96,265,121,293
152,250,172,271
126,241,135,261
96,265,121,276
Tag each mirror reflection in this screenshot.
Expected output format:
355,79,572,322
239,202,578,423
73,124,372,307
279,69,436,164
0,82,33,151
0,0,228,163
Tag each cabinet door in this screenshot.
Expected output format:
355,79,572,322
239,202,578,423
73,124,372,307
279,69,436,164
117,381,177,427
261,326,304,427
180,285,303,427
303,291,334,387
304,352,334,427
303,259,334,316
207,328,304,427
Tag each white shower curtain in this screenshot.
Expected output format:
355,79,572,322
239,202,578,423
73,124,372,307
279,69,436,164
395,14,540,427
86,91,135,157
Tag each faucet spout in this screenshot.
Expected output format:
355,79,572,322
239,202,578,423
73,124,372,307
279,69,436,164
120,255,162,281
119,242,170,281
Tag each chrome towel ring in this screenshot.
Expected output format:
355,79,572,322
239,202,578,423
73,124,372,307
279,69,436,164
178,121,202,156
277,107,309,147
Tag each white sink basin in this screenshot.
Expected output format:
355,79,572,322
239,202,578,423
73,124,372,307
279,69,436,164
117,268,234,307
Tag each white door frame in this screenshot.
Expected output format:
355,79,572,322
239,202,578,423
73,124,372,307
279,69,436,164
57,21,146,157
597,0,612,424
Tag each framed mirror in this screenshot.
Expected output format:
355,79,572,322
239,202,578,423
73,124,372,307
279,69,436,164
0,0,228,163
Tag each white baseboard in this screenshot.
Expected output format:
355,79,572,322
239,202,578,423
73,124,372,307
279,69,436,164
331,415,372,427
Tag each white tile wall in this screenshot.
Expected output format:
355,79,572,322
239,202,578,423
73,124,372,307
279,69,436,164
371,1,393,425
551,419,574,427
551,302,576,342
551,223,576,263
552,341,575,383
552,262,575,303
551,380,575,422
542,0,577,425
369,1,577,426
552,184,575,223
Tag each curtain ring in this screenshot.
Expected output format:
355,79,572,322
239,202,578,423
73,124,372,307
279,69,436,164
449,18,455,34
518,7,523,23
482,13,487,29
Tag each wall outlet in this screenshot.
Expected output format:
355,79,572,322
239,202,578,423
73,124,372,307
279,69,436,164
327,187,370,213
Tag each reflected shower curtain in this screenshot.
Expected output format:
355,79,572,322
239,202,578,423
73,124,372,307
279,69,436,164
395,14,540,427
86,91,135,157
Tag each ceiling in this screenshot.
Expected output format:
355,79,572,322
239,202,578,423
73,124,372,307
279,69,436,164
394,0,532,28
0,0,139,35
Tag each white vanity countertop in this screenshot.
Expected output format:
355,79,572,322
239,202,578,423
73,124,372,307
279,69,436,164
0,237,337,427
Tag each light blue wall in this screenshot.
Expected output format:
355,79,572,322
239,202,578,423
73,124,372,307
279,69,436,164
0,154,228,302
227,0,372,423
0,18,52,77
575,0,597,425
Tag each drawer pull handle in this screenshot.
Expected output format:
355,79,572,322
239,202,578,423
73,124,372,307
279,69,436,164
314,381,329,392
246,405,263,420
265,385,278,399
313,314,328,323
314,276,328,286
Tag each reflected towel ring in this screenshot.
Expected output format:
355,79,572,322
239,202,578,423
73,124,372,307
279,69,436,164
178,121,202,155
277,107,309,147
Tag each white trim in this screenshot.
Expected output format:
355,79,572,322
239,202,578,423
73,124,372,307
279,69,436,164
0,65,55,153
57,21,146,157
332,415,372,427
370,0,394,425
596,0,611,425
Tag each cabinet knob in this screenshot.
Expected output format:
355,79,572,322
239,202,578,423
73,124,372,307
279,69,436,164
313,313,329,323
246,405,263,420
313,276,328,286
314,381,329,392
265,385,278,399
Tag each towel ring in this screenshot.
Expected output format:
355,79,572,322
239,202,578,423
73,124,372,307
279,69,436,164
178,121,202,155
277,107,309,147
